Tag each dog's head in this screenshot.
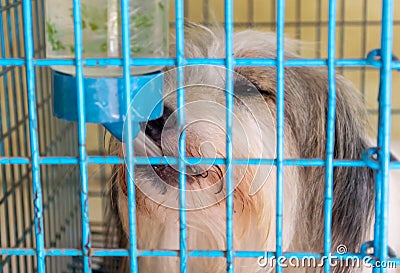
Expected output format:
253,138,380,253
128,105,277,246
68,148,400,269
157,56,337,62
107,24,374,273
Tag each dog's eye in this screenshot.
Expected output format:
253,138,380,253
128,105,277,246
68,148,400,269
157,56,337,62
194,165,224,181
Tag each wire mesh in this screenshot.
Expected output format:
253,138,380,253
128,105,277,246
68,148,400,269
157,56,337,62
1,0,80,272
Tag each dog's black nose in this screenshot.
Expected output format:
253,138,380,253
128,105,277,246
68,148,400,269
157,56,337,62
144,105,174,146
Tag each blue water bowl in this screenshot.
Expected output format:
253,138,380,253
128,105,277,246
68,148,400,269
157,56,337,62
52,70,164,142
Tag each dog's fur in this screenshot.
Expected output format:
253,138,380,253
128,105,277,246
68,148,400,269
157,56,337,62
105,24,398,273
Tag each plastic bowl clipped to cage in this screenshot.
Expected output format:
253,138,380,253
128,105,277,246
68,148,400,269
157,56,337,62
46,0,169,142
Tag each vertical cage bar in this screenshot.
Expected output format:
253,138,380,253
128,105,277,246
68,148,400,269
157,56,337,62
35,0,51,261
295,0,301,41
203,0,209,24
373,48,383,273
270,0,276,31
71,0,92,271
338,0,345,74
323,1,337,273
175,0,187,272
184,0,189,19
120,0,138,271
315,0,322,58
275,0,285,273
224,0,234,272
360,0,368,98
247,0,254,27
21,0,45,271
375,1,393,273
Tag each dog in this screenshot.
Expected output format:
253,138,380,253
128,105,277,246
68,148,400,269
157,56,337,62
106,23,399,273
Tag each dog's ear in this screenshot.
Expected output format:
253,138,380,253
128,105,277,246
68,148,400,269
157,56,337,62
235,43,375,254
329,75,375,254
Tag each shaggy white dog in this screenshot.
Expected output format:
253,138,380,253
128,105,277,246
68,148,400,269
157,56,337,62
107,24,399,273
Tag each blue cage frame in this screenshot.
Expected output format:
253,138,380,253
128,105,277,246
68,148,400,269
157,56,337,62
1,0,400,272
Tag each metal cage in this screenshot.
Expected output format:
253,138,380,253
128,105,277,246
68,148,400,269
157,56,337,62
0,0,399,273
